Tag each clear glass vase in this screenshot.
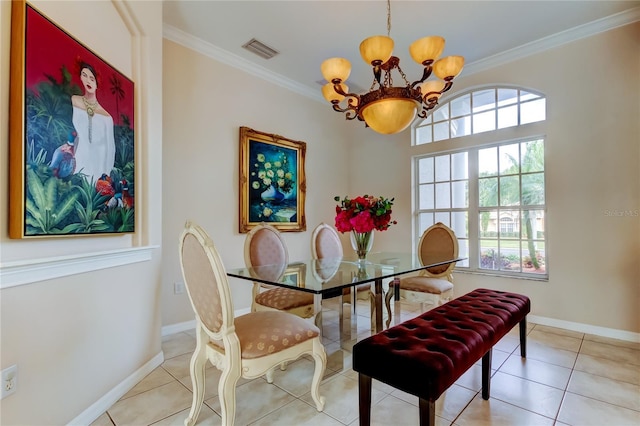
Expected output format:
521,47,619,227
350,230,374,263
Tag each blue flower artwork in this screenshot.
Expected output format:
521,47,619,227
248,140,298,223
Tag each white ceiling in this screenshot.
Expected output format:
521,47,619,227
163,1,640,101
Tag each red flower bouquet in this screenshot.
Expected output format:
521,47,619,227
334,195,396,260
334,195,397,233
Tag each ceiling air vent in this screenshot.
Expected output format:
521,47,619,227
242,38,279,60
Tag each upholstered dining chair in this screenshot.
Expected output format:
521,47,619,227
179,222,326,426
384,222,459,323
245,223,315,319
311,223,374,319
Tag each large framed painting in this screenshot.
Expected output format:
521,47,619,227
8,0,135,238
239,127,306,233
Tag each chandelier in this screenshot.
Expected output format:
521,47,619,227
320,0,464,135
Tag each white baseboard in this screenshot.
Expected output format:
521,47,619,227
528,315,640,343
67,351,164,426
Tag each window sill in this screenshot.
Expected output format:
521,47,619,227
455,268,548,282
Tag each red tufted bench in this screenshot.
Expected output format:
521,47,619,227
352,288,530,426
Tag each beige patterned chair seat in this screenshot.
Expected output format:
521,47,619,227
254,288,315,311
211,311,319,359
396,277,453,294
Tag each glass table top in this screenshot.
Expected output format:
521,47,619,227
226,252,465,294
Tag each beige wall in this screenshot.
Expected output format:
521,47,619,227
161,39,354,326
356,23,640,333
0,1,163,424
0,2,638,424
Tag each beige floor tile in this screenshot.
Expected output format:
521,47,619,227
204,377,295,425
250,399,343,426
499,354,572,389
268,356,326,398
176,365,254,401
161,352,193,379
454,364,488,392
90,412,114,426
120,367,177,400
299,373,385,425
532,325,584,340
162,331,197,360
389,384,477,423
579,339,640,366
527,329,582,352
557,392,640,425
370,394,420,426
474,348,510,370
454,394,555,426
490,371,564,418
152,404,220,426
574,353,640,385
526,341,578,368
494,335,520,353
583,334,640,351
567,370,640,411
108,381,192,425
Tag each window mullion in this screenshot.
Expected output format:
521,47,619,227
468,148,480,270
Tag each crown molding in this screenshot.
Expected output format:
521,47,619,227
464,6,640,76
163,25,325,103
163,7,640,103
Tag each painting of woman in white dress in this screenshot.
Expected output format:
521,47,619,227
71,61,116,184
9,2,135,238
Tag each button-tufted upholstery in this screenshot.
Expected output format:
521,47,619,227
354,288,530,426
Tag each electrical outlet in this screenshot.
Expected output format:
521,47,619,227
1,365,18,399
174,281,185,294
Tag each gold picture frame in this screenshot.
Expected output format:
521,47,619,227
239,127,306,233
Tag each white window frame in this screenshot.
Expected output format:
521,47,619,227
413,86,548,280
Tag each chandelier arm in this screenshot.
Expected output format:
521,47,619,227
410,65,434,88
332,83,358,98
440,79,454,94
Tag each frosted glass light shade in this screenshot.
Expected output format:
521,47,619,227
361,98,419,134
420,80,446,100
409,36,445,64
321,58,352,83
359,35,394,65
322,83,349,103
433,55,465,80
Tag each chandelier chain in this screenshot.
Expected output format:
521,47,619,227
386,0,391,37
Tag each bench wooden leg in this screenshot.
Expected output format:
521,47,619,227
482,348,492,400
418,398,435,426
358,373,372,426
519,317,527,357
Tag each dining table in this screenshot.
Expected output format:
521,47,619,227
226,252,465,335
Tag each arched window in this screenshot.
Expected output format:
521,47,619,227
414,86,547,279
413,87,546,145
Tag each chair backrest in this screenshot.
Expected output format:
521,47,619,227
179,221,234,339
418,222,459,278
244,223,288,283
311,222,343,259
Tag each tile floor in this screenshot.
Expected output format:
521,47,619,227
91,298,640,426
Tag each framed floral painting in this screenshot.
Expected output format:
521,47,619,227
239,127,306,233
8,0,135,238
